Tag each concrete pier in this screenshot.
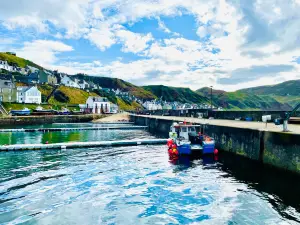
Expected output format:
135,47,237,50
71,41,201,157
130,114,300,175
0,126,147,133
0,139,167,151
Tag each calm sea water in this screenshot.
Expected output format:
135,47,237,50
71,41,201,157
0,127,299,224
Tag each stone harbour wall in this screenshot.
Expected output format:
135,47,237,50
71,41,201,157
131,115,300,175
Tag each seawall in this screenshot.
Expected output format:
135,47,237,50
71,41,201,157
130,115,300,175
138,109,300,122
0,114,105,126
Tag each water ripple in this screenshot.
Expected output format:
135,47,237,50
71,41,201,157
0,144,299,224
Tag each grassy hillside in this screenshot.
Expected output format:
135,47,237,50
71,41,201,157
73,74,156,100
116,98,143,111
48,86,99,105
0,52,43,69
143,85,208,104
240,80,300,108
240,80,300,96
197,87,292,110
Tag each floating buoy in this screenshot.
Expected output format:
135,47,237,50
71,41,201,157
214,149,219,155
167,139,173,147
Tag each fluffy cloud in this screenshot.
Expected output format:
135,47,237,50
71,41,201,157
0,0,90,37
2,0,300,90
17,40,74,67
86,24,153,53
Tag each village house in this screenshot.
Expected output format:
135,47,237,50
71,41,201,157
143,100,162,110
37,70,48,84
110,103,119,113
77,79,90,90
0,75,16,103
87,81,100,90
0,61,13,72
80,96,111,114
17,86,41,104
61,75,80,89
45,71,58,85
14,71,39,84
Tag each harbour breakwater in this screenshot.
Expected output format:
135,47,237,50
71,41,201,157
0,114,106,126
139,109,300,122
130,115,300,175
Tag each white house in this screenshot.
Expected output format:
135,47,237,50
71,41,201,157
0,61,12,71
110,104,119,113
81,97,111,114
17,86,41,104
61,75,80,89
143,101,162,110
77,79,90,90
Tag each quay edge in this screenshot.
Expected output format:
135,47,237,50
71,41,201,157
130,114,300,175
0,114,106,126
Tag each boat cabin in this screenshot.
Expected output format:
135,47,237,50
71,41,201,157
169,122,200,141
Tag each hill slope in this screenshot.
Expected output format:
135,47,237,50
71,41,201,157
240,80,300,107
197,87,291,110
240,80,300,96
73,74,156,100
0,52,43,69
144,85,208,104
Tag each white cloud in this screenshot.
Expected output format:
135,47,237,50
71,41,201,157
0,0,90,37
86,24,153,53
115,28,153,54
3,0,300,91
157,17,171,33
17,40,74,67
86,26,117,51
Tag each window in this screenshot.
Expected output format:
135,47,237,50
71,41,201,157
189,127,196,132
181,127,187,132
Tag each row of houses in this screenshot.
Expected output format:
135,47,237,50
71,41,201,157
0,76,42,104
142,100,222,111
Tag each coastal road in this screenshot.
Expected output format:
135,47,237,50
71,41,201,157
133,114,300,134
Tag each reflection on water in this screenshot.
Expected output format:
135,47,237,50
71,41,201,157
0,143,299,224
0,123,133,129
0,129,155,145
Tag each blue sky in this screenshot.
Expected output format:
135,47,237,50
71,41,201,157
1,0,300,91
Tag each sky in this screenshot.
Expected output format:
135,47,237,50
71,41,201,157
1,0,300,91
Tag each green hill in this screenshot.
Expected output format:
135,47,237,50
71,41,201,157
143,85,208,104
0,52,43,69
73,74,156,100
240,80,300,107
240,80,300,96
197,87,291,110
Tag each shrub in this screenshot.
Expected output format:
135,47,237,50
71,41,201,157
54,90,69,103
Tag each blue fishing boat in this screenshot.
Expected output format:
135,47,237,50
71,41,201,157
167,122,216,156
10,108,31,116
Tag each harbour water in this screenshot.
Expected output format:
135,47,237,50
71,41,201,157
0,126,299,224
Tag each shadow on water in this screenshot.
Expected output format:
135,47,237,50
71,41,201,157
169,152,300,222
217,151,300,222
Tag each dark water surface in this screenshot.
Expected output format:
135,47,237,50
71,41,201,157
0,129,299,224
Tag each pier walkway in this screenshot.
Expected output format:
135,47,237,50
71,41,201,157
135,115,300,134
